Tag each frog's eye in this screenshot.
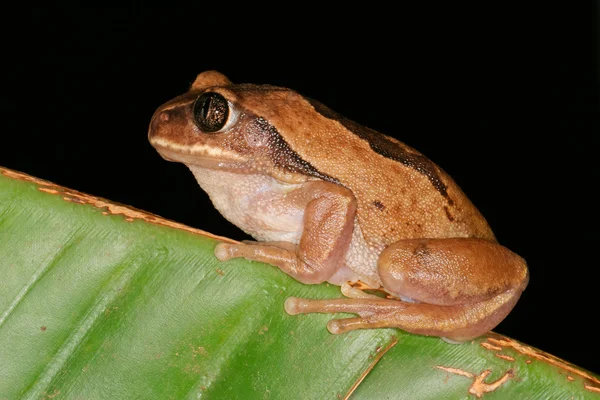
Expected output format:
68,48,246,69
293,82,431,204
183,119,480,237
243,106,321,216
193,92,236,133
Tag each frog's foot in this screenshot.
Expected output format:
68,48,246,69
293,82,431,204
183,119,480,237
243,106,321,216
284,288,521,341
284,297,411,334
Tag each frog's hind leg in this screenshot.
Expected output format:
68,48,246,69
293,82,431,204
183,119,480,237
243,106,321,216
286,237,529,342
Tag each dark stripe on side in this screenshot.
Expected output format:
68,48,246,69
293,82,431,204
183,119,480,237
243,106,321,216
308,98,452,204
253,117,340,184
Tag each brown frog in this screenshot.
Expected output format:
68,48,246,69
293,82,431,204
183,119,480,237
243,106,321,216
148,71,528,342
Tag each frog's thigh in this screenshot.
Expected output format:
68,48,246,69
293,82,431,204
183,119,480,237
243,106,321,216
378,238,529,306
287,238,529,341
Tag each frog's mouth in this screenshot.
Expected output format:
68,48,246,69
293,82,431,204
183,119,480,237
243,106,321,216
152,140,310,184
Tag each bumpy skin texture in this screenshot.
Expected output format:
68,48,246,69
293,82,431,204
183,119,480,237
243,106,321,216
148,71,529,341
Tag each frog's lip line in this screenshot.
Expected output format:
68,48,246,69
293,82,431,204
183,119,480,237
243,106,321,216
150,137,244,160
151,142,253,171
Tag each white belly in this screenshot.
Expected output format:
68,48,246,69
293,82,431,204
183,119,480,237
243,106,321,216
187,166,305,243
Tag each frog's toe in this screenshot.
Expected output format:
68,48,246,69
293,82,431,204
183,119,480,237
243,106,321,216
214,243,235,261
284,297,304,315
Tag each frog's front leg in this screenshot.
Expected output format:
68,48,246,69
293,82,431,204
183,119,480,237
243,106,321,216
286,238,529,341
215,182,357,284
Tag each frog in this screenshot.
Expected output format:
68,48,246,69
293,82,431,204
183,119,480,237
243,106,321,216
148,71,529,342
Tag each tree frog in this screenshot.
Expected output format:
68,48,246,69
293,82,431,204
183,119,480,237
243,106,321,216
148,71,529,342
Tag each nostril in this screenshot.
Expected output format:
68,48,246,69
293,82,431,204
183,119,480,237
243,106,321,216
159,111,170,122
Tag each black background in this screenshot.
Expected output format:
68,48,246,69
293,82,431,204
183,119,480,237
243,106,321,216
2,5,598,374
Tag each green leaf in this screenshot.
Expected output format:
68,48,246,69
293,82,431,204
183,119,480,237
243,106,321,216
1,167,599,399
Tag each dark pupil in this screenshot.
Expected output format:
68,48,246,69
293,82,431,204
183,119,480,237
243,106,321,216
193,92,229,132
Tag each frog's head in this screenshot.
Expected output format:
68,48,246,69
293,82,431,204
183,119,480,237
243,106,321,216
148,71,332,184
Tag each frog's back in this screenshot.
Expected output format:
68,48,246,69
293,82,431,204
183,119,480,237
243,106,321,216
230,84,495,247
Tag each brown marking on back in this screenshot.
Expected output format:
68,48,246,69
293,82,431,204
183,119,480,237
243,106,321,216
372,200,385,210
413,241,431,256
444,205,455,222
307,98,453,205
